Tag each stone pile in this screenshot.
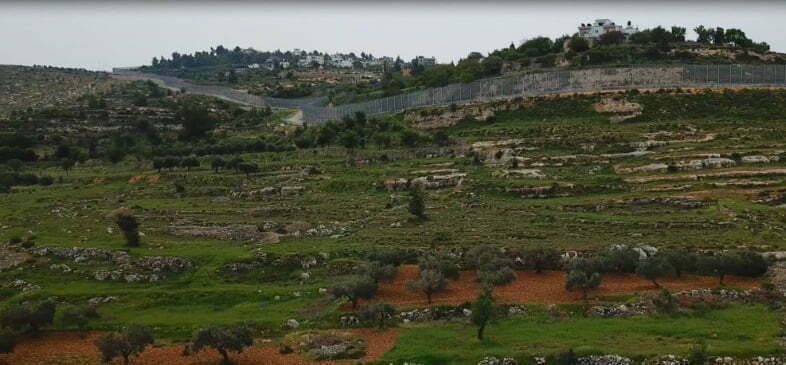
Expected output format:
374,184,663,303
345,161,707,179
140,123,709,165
577,355,632,365
31,246,193,283
230,186,305,200
476,357,518,365
588,302,649,318
87,296,118,306
31,246,126,263
8,279,40,292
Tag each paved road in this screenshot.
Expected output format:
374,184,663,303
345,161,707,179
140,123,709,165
111,70,327,114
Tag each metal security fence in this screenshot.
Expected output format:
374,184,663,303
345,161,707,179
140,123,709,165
114,65,786,124
310,64,786,123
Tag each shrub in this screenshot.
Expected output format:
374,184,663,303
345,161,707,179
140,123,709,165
366,247,416,266
357,302,397,329
476,266,516,286
733,251,769,277
210,156,226,172
237,162,259,176
184,324,253,365
0,330,14,354
687,341,708,365
651,288,679,314
408,187,426,219
596,247,639,273
0,300,56,334
38,176,54,186
95,324,154,365
331,275,378,308
112,208,141,247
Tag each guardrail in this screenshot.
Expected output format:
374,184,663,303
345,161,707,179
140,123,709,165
114,64,786,124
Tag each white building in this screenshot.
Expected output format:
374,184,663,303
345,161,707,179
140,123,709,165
412,56,436,66
578,19,638,39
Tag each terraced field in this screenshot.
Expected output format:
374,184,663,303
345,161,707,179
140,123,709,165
2,68,786,364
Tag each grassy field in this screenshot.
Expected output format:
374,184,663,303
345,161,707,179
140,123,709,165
383,304,782,364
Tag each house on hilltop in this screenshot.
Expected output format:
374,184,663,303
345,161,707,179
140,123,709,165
578,19,639,39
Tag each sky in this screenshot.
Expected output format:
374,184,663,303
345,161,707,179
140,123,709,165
1,1,785,71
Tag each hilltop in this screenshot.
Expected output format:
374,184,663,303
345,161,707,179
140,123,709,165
129,23,786,108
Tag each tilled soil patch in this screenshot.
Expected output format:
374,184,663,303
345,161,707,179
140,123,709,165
0,328,399,365
363,265,760,306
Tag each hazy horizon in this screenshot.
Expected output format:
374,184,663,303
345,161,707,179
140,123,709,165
1,1,785,71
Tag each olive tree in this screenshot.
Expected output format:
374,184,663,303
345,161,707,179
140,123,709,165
94,324,154,365
184,324,253,365
565,260,602,306
471,290,495,340
331,275,378,308
58,304,99,335
406,269,447,304
522,246,562,273
357,261,397,283
636,255,676,288
418,253,460,280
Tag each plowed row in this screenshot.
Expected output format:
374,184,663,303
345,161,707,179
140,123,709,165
363,265,760,306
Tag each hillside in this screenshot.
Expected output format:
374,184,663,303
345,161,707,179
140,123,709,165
0,65,112,118
3,65,786,363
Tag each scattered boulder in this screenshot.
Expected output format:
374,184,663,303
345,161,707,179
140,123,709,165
281,186,306,196
742,155,771,164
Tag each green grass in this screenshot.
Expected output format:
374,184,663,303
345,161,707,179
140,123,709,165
383,304,783,364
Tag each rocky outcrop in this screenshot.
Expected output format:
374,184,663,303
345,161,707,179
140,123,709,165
384,171,466,191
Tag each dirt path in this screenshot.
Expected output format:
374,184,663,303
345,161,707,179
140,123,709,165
0,328,399,365
362,265,760,307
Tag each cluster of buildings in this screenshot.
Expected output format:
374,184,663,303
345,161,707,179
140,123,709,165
247,49,437,72
578,19,639,39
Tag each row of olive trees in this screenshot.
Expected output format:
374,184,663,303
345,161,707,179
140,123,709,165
0,300,97,357
565,249,770,305
94,323,252,365
152,155,261,177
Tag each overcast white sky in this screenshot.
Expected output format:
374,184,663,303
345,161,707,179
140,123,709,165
1,1,784,71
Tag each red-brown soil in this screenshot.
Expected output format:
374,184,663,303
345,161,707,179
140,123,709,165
362,265,761,307
0,328,399,365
